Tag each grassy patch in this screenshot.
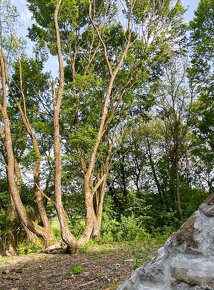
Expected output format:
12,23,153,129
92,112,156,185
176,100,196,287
70,265,84,275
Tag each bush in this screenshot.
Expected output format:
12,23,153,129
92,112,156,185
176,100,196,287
116,214,150,242
101,212,149,243
180,186,208,218
101,212,121,243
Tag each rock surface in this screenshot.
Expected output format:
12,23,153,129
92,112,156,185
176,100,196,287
118,193,214,290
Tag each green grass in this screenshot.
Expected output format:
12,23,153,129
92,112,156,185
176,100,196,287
70,265,84,275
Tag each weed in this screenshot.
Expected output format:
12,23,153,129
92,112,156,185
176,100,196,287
70,265,84,275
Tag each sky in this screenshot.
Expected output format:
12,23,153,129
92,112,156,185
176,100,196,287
181,0,200,21
11,0,200,76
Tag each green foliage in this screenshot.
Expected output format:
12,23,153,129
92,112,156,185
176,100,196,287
63,193,85,237
0,0,212,254
117,215,150,242
17,242,40,255
82,239,97,252
137,193,180,232
190,0,214,62
188,0,214,189
101,212,120,243
101,185,208,245
0,0,20,48
101,195,150,243
70,265,84,275
180,186,208,218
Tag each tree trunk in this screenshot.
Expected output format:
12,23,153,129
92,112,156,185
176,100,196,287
146,136,165,199
171,147,183,220
23,225,42,247
14,160,44,247
8,59,56,244
51,0,132,250
121,154,128,202
4,204,17,256
174,154,183,220
0,49,56,248
52,1,79,251
94,182,106,239
78,176,97,244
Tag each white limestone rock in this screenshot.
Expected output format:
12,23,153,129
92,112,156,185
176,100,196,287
118,193,214,290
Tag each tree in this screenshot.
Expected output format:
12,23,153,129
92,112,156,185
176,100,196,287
47,0,186,249
9,55,57,246
156,57,194,219
109,55,197,220
189,0,214,191
0,0,57,249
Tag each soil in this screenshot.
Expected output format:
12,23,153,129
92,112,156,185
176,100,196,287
0,243,158,290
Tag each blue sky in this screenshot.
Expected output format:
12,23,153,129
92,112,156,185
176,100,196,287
181,0,200,21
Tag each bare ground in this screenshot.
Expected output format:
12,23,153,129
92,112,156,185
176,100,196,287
0,243,159,290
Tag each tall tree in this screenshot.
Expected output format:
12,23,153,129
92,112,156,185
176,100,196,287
0,0,56,248
189,0,214,191
26,0,185,249
156,57,193,219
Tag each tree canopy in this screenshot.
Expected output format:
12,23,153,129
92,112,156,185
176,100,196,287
0,0,213,255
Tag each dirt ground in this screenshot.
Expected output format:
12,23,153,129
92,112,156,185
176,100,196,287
0,243,158,290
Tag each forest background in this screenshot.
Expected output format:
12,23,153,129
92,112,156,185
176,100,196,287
0,0,213,256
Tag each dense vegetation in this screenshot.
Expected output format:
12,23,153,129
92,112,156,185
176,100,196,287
0,0,213,256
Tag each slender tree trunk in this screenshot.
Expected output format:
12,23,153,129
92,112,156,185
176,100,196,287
14,160,43,247
146,136,164,198
171,145,183,220
23,225,42,247
94,177,107,239
121,154,128,201
172,119,182,220
53,85,78,249
79,175,97,243
4,201,17,256
52,1,79,251
1,131,41,250
0,49,56,248
7,59,56,244
52,0,91,250
174,153,183,220
92,155,110,239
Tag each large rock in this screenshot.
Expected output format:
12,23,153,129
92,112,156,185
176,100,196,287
118,193,214,290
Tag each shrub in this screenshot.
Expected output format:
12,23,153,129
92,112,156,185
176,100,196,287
116,214,150,242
